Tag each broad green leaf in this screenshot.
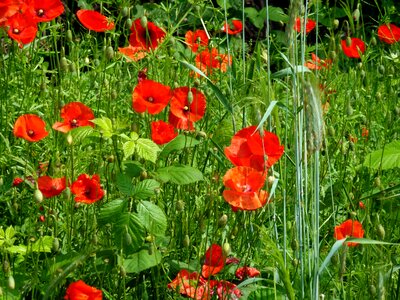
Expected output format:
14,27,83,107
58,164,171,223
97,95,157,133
114,212,145,254
70,126,96,142
31,236,54,253
135,138,160,163
159,135,201,159
132,179,160,200
123,140,136,158
6,245,27,255
363,140,400,170
262,6,289,22
137,201,167,236
98,199,128,225
157,165,203,185
244,7,265,29
116,173,135,196
123,248,162,273
5,226,15,240
92,117,114,138
122,161,144,178
216,0,231,9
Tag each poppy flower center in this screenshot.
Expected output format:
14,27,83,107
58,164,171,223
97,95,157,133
183,106,189,111
37,9,44,16
13,28,20,34
27,129,35,137
70,119,78,127
242,184,252,193
147,97,154,103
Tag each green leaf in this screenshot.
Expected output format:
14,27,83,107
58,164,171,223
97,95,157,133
137,201,167,236
159,135,201,159
116,173,135,196
70,126,96,142
363,140,400,170
5,226,15,240
135,138,160,163
91,117,114,138
244,7,264,29
216,0,231,9
6,245,27,255
272,66,311,78
123,140,136,159
262,6,289,22
98,199,128,225
123,248,162,273
156,165,203,185
114,212,145,254
132,179,160,200
31,236,54,253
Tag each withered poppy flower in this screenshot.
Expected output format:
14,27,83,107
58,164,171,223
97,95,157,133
118,45,147,62
222,20,243,35
341,37,365,58
52,102,95,133
71,174,104,204
169,87,206,128
223,166,268,211
151,120,177,145
377,24,400,44
13,114,49,142
38,176,66,198
334,219,364,247
29,0,64,23
235,266,261,280
6,12,38,47
195,48,231,76
64,280,102,300
224,126,284,172
129,18,165,50
185,29,209,52
305,53,332,70
76,9,114,32
132,79,171,115
294,17,316,34
202,244,226,278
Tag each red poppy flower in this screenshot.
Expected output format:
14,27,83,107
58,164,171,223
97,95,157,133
76,9,114,32
359,201,365,210
167,269,208,298
185,29,209,52
71,174,104,204
305,53,332,70
64,280,102,300
294,17,316,34
223,166,268,211
118,45,147,62
202,244,226,278
13,114,49,142
377,24,400,44
6,12,38,47
129,18,165,50
169,87,206,129
195,48,231,76
28,0,64,23
224,126,284,172
132,79,171,115
168,111,194,131
151,120,177,145
210,280,242,299
12,177,24,187
235,266,261,280
222,20,243,35
38,176,66,198
52,102,95,133
334,219,364,247
341,37,365,58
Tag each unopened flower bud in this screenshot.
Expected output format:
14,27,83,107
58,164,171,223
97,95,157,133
374,177,381,188
333,19,339,29
352,9,360,22
67,133,73,145
377,224,385,240
8,275,15,290
218,214,228,227
52,237,60,252
346,36,352,47
370,36,377,46
376,92,382,101
267,175,276,187
125,18,132,29
183,234,190,247
34,189,43,203
60,57,69,71
3,260,10,274
140,16,148,28
176,200,185,212
223,242,231,256
291,238,299,251
105,46,114,60
346,104,354,116
187,90,194,104
66,29,73,42
124,231,132,246
120,265,126,277
121,7,129,17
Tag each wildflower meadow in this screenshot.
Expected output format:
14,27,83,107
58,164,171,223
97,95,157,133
1,0,400,299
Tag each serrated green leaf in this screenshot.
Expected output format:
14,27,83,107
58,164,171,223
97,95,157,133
91,117,114,138
132,179,160,200
137,201,167,236
123,140,136,158
70,126,96,142
98,199,128,225
116,173,135,196
159,135,201,159
157,165,203,185
114,213,145,254
135,138,160,163
363,140,400,170
130,132,139,140
5,226,15,240
31,236,54,253
6,245,27,255
123,248,162,273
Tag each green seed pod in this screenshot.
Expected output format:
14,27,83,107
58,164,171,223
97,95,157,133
121,7,129,17
105,46,114,60
8,275,15,290
183,234,190,247
34,189,43,203
223,242,231,256
333,19,339,29
52,238,60,252
66,29,73,42
3,260,10,274
140,16,148,28
370,36,377,46
218,214,228,228
60,57,69,71
374,177,382,188
125,18,132,29
377,224,385,240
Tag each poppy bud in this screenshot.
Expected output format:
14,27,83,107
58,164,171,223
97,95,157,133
69,62,76,73
176,200,185,212
369,285,377,296
187,90,194,104
105,46,114,60
0,287,3,296
111,90,118,100
125,18,132,29
267,175,276,187
60,57,69,71
66,29,73,42
377,224,385,240
140,170,148,180
329,51,336,60
197,131,207,138
94,58,101,67
183,234,190,247
346,36,352,47
0,177,3,187
395,106,400,116
357,62,363,69
291,238,299,251
140,16,148,28
370,36,377,46
64,187,71,199
333,19,339,29
120,265,127,277
346,104,353,116
124,231,132,246
378,65,385,76
8,275,15,290
92,234,98,245
174,82,179,89
328,126,335,136
145,235,154,243
218,214,228,227
67,132,73,145
223,242,231,256
121,7,129,17
52,237,60,252
84,57,90,64
374,177,381,188
40,82,47,92
3,260,10,274
292,258,299,267
34,189,43,203
352,9,360,22
376,92,382,101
